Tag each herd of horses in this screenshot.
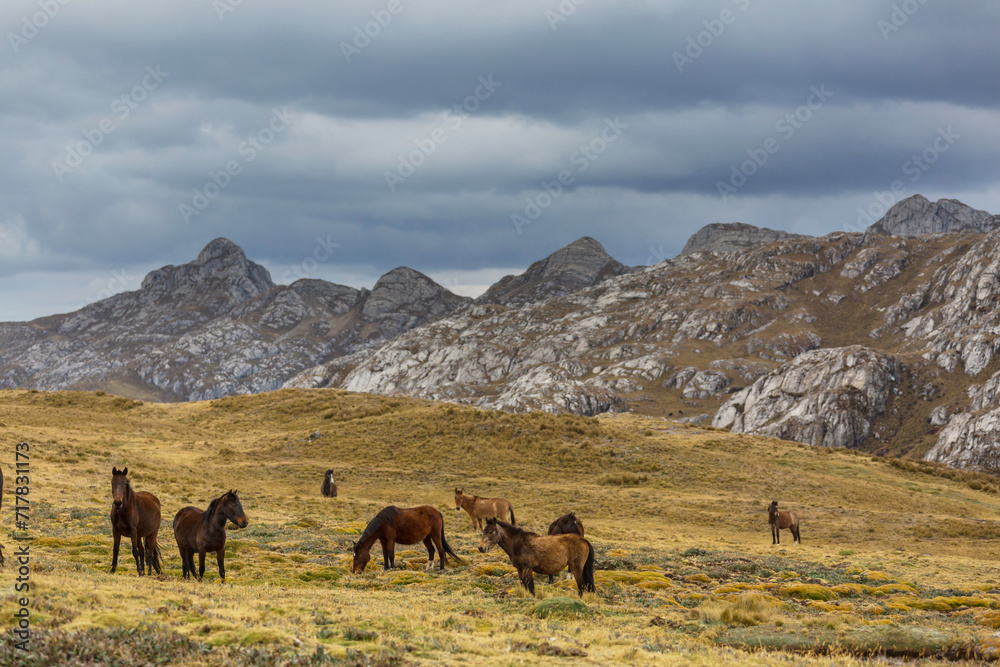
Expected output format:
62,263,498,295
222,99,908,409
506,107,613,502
104,467,800,598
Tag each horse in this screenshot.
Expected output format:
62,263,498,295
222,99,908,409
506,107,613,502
352,505,462,573
768,500,801,545
478,518,595,598
321,470,337,497
109,467,162,576
172,490,248,581
454,488,515,531
546,512,585,583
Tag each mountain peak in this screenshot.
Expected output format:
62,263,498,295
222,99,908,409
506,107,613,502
867,195,1000,236
477,237,630,307
681,223,806,255
197,237,247,264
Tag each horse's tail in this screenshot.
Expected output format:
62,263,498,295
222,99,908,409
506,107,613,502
508,505,516,525
583,540,596,593
441,525,464,565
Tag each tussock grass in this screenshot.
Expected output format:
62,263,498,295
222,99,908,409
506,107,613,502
2,389,1000,664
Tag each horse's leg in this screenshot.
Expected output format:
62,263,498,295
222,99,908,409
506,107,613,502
432,531,446,570
187,551,197,580
216,548,226,582
771,525,777,545
386,539,397,569
130,532,145,576
179,548,188,579
423,536,436,570
150,529,162,575
198,549,207,581
110,529,121,574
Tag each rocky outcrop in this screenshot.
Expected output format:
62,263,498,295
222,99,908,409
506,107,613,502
477,237,632,306
867,195,1000,236
712,347,903,449
681,223,807,255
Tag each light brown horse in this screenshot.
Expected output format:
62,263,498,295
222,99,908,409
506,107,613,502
352,505,462,573
110,467,162,576
478,518,595,597
454,488,515,531
768,500,801,545
173,490,248,581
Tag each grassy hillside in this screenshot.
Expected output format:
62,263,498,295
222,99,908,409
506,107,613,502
2,388,1000,664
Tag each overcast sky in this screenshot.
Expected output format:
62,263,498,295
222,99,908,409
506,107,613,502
1,1,998,320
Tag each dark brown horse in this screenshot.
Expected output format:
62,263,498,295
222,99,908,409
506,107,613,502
173,490,248,581
546,512,585,583
768,500,801,544
478,518,595,597
352,505,462,573
110,467,162,576
321,470,337,497
454,488,515,531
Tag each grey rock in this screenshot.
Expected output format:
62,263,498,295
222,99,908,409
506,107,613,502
681,223,808,255
867,194,1000,236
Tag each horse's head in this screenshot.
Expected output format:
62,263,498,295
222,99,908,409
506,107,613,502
454,488,464,509
478,517,501,553
111,467,129,509
768,500,778,517
223,490,249,529
351,541,370,574
325,469,334,480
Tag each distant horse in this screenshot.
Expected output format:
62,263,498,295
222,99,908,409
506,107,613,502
110,467,162,576
454,488,515,531
352,505,462,573
321,470,337,497
173,490,248,581
478,518,595,597
768,500,801,545
546,512,585,583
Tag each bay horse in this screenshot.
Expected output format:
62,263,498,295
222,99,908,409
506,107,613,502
454,488,515,531
321,470,337,497
352,505,462,573
109,467,162,576
768,500,801,544
172,490,248,581
478,518,595,598
546,512,585,583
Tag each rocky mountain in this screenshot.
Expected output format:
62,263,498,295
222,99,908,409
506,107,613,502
681,222,807,255
284,195,1000,472
866,195,1000,236
477,237,633,307
0,239,469,401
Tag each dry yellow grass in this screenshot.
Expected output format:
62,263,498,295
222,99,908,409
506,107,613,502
0,388,999,664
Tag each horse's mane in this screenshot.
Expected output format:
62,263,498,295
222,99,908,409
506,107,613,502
359,506,399,544
202,492,227,525
493,519,536,537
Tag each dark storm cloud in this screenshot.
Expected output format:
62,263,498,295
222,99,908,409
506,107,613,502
1,0,999,320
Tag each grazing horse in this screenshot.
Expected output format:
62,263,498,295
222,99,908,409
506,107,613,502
109,467,162,576
352,505,462,573
478,518,595,598
321,470,337,497
768,500,801,545
454,488,515,531
546,512,585,583
173,490,248,581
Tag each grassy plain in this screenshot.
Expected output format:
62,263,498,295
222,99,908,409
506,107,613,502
2,388,1000,665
